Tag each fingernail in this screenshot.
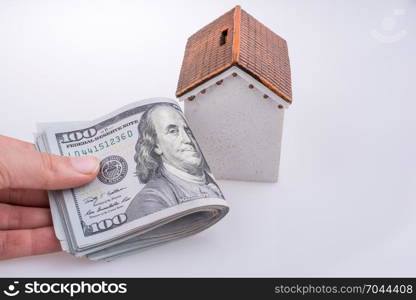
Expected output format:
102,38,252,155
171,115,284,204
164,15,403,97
70,156,99,174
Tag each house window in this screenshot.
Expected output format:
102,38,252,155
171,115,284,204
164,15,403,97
220,29,228,46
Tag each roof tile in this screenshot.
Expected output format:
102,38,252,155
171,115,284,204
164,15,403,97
176,6,292,103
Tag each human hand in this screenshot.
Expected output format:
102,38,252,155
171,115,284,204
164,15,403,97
0,135,99,260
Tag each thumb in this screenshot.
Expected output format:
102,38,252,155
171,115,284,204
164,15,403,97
0,136,99,190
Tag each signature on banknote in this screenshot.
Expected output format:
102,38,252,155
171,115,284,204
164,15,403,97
83,187,129,218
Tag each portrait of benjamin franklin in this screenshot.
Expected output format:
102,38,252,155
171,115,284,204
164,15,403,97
125,103,224,221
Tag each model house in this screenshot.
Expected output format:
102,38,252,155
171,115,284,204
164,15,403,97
176,5,292,182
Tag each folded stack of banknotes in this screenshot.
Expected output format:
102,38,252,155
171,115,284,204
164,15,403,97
35,98,229,261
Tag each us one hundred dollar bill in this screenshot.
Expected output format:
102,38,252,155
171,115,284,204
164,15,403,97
35,98,229,261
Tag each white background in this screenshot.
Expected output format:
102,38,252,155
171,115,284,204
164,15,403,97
0,0,415,277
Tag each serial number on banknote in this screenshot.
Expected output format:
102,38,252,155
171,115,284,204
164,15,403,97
65,130,134,156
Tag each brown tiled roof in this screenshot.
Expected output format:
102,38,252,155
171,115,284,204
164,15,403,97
176,5,292,103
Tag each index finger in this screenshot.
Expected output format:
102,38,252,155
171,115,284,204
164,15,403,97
0,189,49,207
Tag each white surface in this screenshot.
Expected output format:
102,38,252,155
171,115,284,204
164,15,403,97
184,67,284,182
0,0,415,277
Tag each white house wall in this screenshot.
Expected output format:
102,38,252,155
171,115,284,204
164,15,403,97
183,71,285,182
178,66,290,109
